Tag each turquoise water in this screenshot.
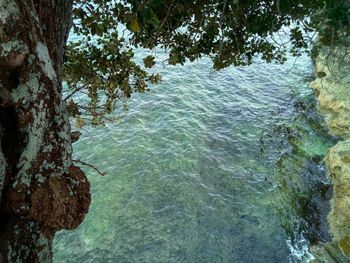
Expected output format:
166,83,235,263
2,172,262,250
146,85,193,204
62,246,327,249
53,52,335,262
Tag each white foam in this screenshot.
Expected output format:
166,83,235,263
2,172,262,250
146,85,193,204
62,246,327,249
287,233,315,263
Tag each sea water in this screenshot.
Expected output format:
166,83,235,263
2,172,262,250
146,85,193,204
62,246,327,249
53,49,335,262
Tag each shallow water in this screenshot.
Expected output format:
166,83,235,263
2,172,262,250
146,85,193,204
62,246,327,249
53,52,335,262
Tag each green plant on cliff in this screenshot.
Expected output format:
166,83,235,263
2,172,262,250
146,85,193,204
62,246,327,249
0,0,349,262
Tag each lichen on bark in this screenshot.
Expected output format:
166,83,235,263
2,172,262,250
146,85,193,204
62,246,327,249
0,0,90,262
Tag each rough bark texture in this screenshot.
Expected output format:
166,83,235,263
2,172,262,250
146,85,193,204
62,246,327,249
0,0,90,262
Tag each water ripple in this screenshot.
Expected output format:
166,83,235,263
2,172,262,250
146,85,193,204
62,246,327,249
54,54,331,263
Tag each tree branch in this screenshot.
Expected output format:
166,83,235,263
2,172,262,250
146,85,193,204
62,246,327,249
73,159,106,176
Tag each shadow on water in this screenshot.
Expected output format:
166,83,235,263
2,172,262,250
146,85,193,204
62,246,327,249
262,88,337,259
185,70,338,262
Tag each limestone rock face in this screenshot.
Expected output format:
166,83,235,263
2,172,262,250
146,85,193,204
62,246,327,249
310,46,350,139
310,43,350,262
325,140,350,240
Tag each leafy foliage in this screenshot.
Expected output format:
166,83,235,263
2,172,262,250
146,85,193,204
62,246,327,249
64,0,350,125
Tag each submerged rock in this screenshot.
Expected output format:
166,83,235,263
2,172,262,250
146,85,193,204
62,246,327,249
312,237,350,263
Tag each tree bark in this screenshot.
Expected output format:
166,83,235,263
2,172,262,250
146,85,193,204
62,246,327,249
0,1,90,262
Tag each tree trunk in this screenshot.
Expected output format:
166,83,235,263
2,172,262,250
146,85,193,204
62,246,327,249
0,1,90,262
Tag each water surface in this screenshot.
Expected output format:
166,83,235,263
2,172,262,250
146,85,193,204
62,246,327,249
54,52,334,262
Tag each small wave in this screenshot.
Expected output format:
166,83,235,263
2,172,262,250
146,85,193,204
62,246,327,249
287,233,315,263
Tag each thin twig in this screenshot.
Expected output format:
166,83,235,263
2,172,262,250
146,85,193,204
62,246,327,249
63,85,86,101
218,0,228,58
73,159,106,176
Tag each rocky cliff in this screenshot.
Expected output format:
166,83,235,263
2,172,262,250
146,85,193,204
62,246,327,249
310,44,350,262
